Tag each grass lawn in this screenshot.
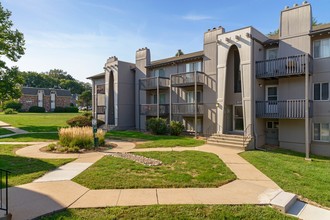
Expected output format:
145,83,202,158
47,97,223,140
41,205,295,220
0,127,14,135
107,131,205,148
0,144,73,186
241,149,330,208
0,133,59,142
74,151,235,189
0,112,81,132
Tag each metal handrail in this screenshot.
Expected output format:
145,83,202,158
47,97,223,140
0,168,10,216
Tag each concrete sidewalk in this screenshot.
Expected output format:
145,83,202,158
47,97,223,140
1,140,330,220
0,121,29,138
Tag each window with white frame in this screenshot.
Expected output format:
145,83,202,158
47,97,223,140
186,61,202,72
314,123,330,141
313,38,330,59
314,82,329,100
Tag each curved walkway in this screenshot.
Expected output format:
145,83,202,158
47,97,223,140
1,140,329,220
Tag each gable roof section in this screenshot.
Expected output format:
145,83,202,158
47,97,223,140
22,87,71,96
147,51,204,69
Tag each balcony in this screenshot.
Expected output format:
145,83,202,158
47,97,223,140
256,99,313,119
172,103,204,116
256,54,313,79
140,77,169,90
97,105,106,114
140,104,169,116
171,71,204,87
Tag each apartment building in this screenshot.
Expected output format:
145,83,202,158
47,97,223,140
89,2,330,156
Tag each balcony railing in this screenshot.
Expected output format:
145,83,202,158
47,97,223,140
140,104,169,116
172,103,204,115
97,105,106,114
256,54,313,79
256,99,313,119
171,71,204,87
140,77,170,90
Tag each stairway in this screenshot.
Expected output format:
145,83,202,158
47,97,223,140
207,133,252,149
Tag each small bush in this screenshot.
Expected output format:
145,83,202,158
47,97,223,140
29,106,45,113
67,116,91,127
47,143,57,151
59,126,105,150
53,106,78,113
67,115,104,127
4,108,18,114
170,121,185,136
146,118,168,135
82,112,92,119
65,106,79,113
54,107,65,112
2,100,22,111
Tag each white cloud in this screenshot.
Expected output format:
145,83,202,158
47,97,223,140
182,14,212,21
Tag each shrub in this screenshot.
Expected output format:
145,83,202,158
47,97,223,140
29,106,45,113
65,106,79,113
169,121,185,136
2,100,22,111
146,118,168,135
4,108,18,114
54,107,65,112
53,106,78,113
82,112,92,119
67,115,105,127
59,126,105,150
67,116,90,127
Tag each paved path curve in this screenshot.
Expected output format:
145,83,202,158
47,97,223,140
1,139,329,220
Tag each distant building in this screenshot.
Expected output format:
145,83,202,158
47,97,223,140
20,87,72,112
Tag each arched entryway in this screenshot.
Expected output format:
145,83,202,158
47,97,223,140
109,71,115,125
223,45,243,134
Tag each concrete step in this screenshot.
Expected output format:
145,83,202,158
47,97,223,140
209,135,251,142
270,191,297,213
207,141,246,149
207,137,248,145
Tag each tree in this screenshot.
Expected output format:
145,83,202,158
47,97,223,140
175,49,184,57
78,90,92,108
0,2,25,101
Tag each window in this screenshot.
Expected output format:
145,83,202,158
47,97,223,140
314,123,330,141
314,38,330,58
186,62,202,72
234,49,241,93
151,93,166,104
266,48,278,60
186,91,202,103
266,121,279,129
314,83,329,100
151,69,165,77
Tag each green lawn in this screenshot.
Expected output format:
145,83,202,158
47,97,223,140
241,149,330,208
0,144,73,186
0,133,59,142
74,151,235,189
0,113,81,132
107,131,205,148
0,127,14,135
41,205,295,220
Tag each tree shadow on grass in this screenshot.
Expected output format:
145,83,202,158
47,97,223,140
0,154,65,187
18,125,63,133
0,133,59,141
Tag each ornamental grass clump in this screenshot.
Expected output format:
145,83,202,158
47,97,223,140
59,126,105,150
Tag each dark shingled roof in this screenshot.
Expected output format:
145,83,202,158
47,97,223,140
22,87,71,96
147,51,204,69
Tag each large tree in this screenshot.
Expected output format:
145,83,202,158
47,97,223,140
0,2,25,101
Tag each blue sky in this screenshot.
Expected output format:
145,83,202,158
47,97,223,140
2,0,330,82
